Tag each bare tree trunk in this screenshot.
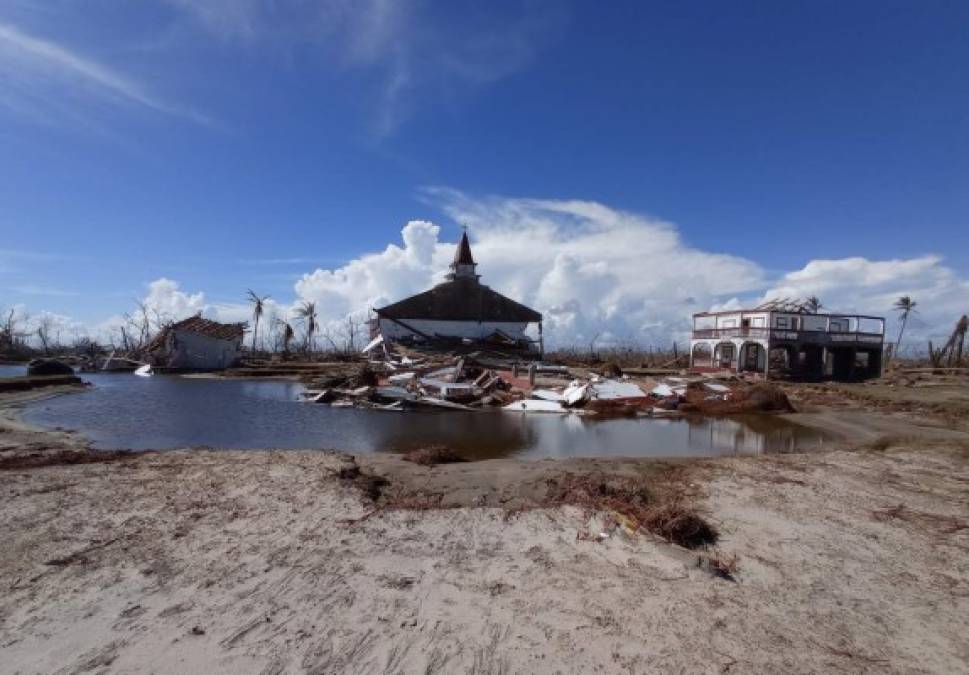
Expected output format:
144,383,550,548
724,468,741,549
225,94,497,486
894,315,908,363
252,316,260,356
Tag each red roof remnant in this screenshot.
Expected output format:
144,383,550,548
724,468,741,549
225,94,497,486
146,315,246,351
453,230,475,266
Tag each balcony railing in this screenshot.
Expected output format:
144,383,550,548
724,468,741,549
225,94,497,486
692,328,884,345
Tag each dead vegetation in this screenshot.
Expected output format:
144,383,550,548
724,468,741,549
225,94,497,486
402,445,466,466
871,503,969,536
700,549,740,581
0,448,129,471
335,458,389,502
682,382,795,415
541,472,718,549
333,454,720,551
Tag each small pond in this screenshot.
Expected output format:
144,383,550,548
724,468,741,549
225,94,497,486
20,373,828,460
0,364,28,378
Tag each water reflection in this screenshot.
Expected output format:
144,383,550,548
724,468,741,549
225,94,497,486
21,373,828,459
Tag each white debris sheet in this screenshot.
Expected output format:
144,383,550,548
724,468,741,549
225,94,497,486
503,400,569,413
588,379,648,400
531,389,565,402
361,334,384,354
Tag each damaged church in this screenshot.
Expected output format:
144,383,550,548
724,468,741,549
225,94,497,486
371,231,543,353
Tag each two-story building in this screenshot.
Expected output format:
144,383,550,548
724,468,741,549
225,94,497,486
689,301,885,380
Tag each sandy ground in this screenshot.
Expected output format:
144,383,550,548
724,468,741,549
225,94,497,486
1,386,968,674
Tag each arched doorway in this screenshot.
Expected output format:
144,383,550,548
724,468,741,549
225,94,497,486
739,342,765,373
714,342,736,369
691,342,713,368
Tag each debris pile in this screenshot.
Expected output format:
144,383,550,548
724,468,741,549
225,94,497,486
302,347,521,411
302,342,794,416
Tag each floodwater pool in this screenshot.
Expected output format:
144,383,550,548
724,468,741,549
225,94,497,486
21,373,829,460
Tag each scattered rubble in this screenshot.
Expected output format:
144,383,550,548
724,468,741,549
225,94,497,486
298,342,796,418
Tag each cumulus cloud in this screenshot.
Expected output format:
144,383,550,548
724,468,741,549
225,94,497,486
14,192,968,353
292,190,969,350
758,255,969,345
141,278,207,320
295,193,766,347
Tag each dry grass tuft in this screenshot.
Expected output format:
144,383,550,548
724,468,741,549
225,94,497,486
871,503,969,535
402,446,466,466
543,474,717,549
641,499,720,549
335,460,389,502
702,549,740,581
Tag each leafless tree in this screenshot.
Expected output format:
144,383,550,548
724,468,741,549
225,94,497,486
35,314,56,355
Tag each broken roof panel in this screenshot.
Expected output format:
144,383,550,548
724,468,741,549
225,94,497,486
146,315,246,351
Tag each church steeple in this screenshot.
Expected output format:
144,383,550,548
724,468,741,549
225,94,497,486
447,229,479,281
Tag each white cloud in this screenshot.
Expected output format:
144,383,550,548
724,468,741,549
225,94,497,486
292,190,969,350
760,256,969,346
0,20,207,125
12,192,968,353
294,220,450,322
141,277,207,320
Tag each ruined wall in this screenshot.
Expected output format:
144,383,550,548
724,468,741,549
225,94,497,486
167,331,242,369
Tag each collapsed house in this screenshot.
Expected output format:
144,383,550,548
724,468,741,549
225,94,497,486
371,231,543,353
146,315,246,370
689,299,886,381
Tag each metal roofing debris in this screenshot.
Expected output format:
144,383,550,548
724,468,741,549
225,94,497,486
531,389,566,402
361,334,384,353
146,315,246,351
503,399,568,413
588,380,648,400
755,298,822,314
564,383,589,406
703,382,731,393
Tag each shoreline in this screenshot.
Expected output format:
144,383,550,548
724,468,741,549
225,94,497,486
2,385,968,672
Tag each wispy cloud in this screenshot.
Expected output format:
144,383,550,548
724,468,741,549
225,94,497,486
0,248,78,263
162,0,568,136
7,285,80,297
0,21,209,125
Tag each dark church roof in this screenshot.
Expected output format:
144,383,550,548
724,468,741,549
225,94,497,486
376,278,542,323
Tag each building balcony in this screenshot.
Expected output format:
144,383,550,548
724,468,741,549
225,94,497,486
691,328,884,346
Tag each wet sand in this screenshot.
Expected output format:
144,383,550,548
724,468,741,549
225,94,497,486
1,385,968,673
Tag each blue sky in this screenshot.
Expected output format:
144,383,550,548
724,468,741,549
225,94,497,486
1,1,967,346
